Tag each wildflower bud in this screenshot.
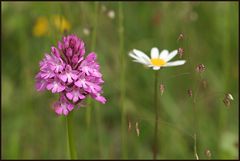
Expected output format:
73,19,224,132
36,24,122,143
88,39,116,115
64,41,69,48
195,64,205,73
225,93,234,101
205,149,211,159
107,10,115,19
58,42,63,50
135,122,140,137
177,33,184,41
159,83,165,96
187,89,193,97
178,47,184,58
51,47,60,58
66,48,73,57
72,55,79,64
83,28,90,36
223,98,231,107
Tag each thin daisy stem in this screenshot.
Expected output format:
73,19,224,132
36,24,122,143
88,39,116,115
66,112,77,159
118,2,127,159
153,70,159,159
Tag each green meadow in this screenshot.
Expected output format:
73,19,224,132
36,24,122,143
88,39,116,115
1,2,239,159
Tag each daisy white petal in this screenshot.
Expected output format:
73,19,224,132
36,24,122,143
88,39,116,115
164,60,186,67
129,52,149,65
153,66,161,70
132,49,151,64
129,52,144,62
151,47,159,59
132,59,148,65
165,50,178,62
159,49,169,60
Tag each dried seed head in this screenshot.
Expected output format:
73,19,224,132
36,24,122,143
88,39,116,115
177,33,184,41
205,149,212,159
223,98,231,107
135,122,140,137
195,64,205,73
107,10,115,19
159,83,165,96
187,89,193,97
178,47,184,58
225,93,234,101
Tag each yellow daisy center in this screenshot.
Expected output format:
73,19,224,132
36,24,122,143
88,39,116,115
150,58,166,66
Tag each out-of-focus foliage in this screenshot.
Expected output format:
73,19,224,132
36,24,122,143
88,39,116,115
1,2,238,159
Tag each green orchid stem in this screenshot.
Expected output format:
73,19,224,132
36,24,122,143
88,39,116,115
153,71,159,160
66,112,77,159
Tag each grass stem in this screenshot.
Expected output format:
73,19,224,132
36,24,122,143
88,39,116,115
118,2,127,159
86,1,99,128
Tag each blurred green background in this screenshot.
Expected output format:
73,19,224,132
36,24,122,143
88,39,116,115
1,2,239,159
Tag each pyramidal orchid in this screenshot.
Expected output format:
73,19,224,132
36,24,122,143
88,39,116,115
35,34,106,116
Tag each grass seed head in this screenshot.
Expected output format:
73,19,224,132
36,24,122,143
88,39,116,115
225,93,234,101
177,33,184,41
178,47,184,58
135,122,140,136
195,64,205,73
187,89,193,97
223,98,231,107
160,83,165,96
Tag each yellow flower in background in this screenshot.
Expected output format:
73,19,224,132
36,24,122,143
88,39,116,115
52,15,71,33
32,15,71,37
33,17,49,37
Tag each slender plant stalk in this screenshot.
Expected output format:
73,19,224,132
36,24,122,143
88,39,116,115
153,71,159,159
217,3,231,156
86,2,99,128
85,2,102,158
95,103,102,157
194,133,199,160
118,2,127,159
66,112,77,159
192,75,201,160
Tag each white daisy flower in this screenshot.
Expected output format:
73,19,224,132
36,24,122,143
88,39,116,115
129,47,186,70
